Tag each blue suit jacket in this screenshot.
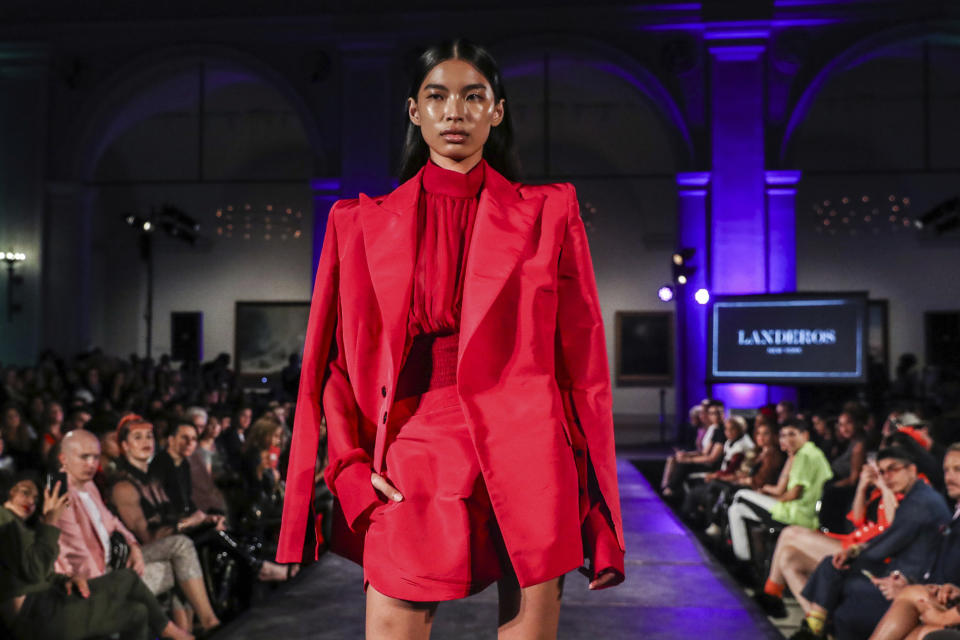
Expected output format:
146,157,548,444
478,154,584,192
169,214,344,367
925,509,960,584
856,480,950,582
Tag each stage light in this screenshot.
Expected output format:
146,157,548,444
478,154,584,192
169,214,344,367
695,288,710,305
657,286,674,302
677,274,687,285
142,221,152,232
672,248,695,265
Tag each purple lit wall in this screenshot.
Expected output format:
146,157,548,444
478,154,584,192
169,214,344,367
676,172,710,420
707,41,768,410
311,179,340,281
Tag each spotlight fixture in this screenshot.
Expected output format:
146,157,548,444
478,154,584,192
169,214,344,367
915,197,959,233
694,288,710,305
3,250,26,321
672,247,697,286
657,285,675,302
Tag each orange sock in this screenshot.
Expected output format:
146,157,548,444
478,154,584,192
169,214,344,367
763,579,784,598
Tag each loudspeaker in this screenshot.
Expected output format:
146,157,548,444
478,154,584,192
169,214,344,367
171,312,203,362
926,311,960,368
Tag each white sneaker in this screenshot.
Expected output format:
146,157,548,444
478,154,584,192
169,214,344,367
704,523,722,537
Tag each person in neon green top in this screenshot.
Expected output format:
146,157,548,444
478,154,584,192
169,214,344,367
771,430,834,529
728,419,833,562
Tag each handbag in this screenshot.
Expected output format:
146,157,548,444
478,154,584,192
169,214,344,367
108,530,130,571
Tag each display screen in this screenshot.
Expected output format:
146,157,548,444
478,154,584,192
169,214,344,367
708,293,868,384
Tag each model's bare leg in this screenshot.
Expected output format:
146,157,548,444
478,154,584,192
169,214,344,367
497,572,564,640
365,584,438,640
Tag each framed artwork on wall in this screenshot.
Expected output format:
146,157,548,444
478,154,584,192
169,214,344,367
235,301,309,375
614,310,674,387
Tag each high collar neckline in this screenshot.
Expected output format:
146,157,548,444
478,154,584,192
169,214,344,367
422,158,485,198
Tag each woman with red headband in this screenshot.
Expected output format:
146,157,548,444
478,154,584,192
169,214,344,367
277,39,625,639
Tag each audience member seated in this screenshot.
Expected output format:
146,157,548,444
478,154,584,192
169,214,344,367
38,401,65,463
777,401,798,427
757,456,905,617
810,413,838,461
728,419,833,564
188,417,229,517
791,447,951,640
818,410,869,532
109,416,223,634
150,421,210,520
0,431,16,488
52,430,145,580
1,404,34,471
112,415,291,586
700,418,784,538
218,405,253,475
0,473,192,640
661,400,726,498
867,444,960,640
241,416,285,499
682,415,754,527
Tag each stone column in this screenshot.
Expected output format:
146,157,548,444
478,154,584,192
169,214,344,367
707,36,770,410
675,172,711,432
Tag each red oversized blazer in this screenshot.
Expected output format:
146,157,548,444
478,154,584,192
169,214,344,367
277,162,625,588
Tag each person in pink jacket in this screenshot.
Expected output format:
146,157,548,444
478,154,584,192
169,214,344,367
55,429,221,634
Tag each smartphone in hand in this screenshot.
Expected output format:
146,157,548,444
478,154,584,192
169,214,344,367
45,470,68,494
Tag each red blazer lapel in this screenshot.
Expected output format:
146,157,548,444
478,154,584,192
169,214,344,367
358,168,422,389
458,165,546,368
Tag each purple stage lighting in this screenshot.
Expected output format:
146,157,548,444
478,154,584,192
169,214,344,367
658,286,675,302
694,288,710,305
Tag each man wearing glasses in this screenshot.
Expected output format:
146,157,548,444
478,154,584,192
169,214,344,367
791,447,951,640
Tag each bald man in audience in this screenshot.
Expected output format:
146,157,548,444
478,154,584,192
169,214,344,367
53,429,145,580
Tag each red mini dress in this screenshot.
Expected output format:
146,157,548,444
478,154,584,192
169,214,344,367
361,159,509,601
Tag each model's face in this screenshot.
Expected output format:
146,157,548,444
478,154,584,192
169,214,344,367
944,451,960,501
408,59,504,171
121,426,155,462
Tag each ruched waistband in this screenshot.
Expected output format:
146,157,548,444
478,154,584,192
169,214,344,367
395,332,459,400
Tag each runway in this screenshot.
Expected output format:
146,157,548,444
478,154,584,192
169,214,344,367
219,459,782,639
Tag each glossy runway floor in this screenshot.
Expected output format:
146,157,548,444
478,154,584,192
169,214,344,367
219,459,782,639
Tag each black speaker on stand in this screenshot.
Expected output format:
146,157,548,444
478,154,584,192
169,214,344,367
171,312,203,362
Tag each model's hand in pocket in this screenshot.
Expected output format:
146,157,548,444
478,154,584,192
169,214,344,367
371,472,404,502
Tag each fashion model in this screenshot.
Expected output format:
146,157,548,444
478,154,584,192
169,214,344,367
277,39,625,639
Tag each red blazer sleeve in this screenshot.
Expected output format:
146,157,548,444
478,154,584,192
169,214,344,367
554,183,625,586
277,201,380,563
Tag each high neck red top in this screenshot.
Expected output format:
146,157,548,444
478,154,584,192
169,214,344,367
407,158,485,336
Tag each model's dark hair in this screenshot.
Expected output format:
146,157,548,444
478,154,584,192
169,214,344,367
398,39,521,183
